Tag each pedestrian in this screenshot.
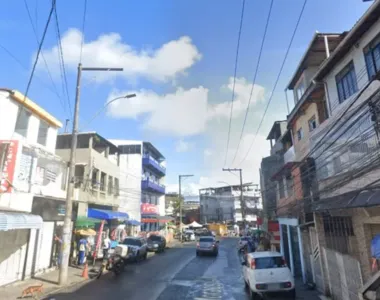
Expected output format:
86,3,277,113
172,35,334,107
54,234,62,268
103,235,111,258
78,235,88,265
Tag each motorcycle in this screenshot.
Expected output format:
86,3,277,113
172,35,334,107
107,254,125,276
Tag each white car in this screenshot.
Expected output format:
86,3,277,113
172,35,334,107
241,251,295,299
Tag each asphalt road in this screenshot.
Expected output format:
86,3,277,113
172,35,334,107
44,238,320,300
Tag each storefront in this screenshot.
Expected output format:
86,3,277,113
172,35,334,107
141,203,160,232
31,197,78,269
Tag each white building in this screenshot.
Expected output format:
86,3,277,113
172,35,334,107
199,183,262,224
0,89,68,286
109,140,166,232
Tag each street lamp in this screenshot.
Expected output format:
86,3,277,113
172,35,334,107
83,93,137,129
179,174,193,242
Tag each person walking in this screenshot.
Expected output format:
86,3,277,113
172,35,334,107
78,235,88,265
103,235,111,258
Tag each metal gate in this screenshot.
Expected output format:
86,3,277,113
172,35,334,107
309,227,324,291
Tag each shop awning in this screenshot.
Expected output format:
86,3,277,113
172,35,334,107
87,208,129,220
127,219,141,226
312,188,380,211
75,216,103,228
0,212,43,231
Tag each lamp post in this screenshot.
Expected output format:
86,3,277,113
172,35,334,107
59,64,123,285
83,93,136,129
179,174,193,242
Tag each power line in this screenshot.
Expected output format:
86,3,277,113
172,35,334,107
23,0,67,117
79,0,88,63
238,0,308,167
231,0,274,165
54,4,73,117
223,0,246,167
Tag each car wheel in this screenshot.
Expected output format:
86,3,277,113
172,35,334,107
144,252,148,260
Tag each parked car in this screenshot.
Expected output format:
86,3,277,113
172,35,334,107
122,237,148,262
184,230,196,241
196,236,219,256
241,251,295,299
147,235,166,253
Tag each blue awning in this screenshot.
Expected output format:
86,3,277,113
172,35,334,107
0,212,43,231
127,219,141,226
87,208,129,220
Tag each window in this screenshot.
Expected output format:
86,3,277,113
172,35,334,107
114,178,119,196
254,256,286,269
364,35,380,80
297,128,303,141
37,121,49,146
15,108,31,137
296,81,305,101
119,144,141,154
308,116,317,132
336,62,358,103
278,179,285,199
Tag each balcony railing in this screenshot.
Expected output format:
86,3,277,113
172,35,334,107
141,178,165,194
284,146,295,164
142,155,166,176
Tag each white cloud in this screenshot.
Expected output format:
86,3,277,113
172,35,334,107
207,77,265,120
204,149,212,157
106,77,265,137
38,28,201,83
175,139,192,152
107,86,209,136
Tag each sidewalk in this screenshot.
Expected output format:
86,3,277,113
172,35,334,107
0,264,100,300
295,279,322,300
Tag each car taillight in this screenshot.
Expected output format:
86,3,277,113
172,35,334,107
255,283,267,290
250,259,256,269
282,282,292,288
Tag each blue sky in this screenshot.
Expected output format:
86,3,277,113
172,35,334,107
0,0,372,195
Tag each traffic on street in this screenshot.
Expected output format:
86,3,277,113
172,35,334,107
44,238,320,300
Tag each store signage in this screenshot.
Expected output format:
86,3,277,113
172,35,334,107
0,140,18,193
141,203,159,215
57,204,66,216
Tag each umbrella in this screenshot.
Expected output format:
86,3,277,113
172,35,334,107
75,216,102,228
76,228,97,236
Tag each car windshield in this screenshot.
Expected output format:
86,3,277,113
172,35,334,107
255,256,285,269
123,238,142,246
200,237,214,242
148,236,161,241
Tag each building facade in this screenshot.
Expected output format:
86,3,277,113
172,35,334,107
110,140,166,232
0,89,68,286
199,183,261,225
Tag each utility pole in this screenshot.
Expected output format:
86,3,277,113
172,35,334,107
59,63,123,285
179,174,193,242
222,168,246,229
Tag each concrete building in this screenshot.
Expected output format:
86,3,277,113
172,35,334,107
199,183,261,225
109,140,166,232
56,132,121,218
0,89,68,286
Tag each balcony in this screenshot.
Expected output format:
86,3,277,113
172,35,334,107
141,178,165,194
142,155,166,176
284,146,295,164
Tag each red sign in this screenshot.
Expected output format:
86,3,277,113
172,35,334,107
141,203,158,215
0,140,18,193
93,220,105,259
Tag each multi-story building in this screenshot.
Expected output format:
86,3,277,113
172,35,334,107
199,183,261,225
0,89,68,286
109,140,166,232
260,121,287,226
56,132,121,217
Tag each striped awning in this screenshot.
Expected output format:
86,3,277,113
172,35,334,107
0,211,43,231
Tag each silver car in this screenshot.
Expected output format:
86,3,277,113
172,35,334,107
122,237,148,262
196,236,219,256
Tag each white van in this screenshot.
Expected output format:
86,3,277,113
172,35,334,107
241,251,295,299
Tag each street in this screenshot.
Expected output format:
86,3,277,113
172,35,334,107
44,238,320,300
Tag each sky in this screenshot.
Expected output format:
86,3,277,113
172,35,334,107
0,0,373,196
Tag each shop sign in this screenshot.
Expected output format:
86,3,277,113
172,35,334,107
0,140,19,193
57,204,66,216
141,203,158,215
